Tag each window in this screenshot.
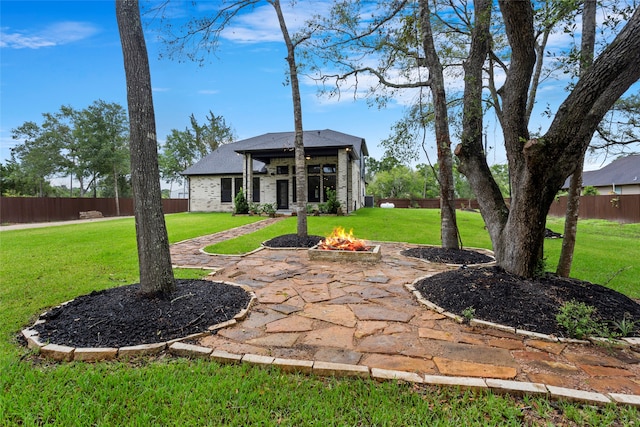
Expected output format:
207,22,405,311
252,177,260,202
323,164,336,174
292,177,296,203
221,178,232,203
323,175,336,201
234,177,243,197
307,164,336,203
308,176,321,202
276,166,289,175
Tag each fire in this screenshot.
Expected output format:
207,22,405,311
318,227,370,251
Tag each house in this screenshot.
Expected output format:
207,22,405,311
181,129,369,213
564,154,640,195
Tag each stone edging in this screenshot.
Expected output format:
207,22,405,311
405,278,640,349
21,281,257,362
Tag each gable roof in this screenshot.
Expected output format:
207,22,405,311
182,129,367,176
570,154,640,188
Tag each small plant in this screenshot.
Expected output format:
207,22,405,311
233,188,249,214
324,188,341,214
556,300,607,339
462,306,476,323
248,202,261,215
611,314,639,337
260,202,276,217
533,257,547,278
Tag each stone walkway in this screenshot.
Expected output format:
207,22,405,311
170,218,640,403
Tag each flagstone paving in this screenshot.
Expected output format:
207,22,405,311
170,218,640,397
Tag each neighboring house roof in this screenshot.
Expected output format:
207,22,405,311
565,154,639,188
182,129,368,176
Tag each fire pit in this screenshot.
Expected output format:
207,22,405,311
308,227,381,262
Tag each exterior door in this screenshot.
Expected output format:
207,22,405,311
276,180,289,210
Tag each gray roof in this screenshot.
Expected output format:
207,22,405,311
182,129,367,176
564,154,640,188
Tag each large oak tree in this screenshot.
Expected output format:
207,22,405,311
455,2,640,277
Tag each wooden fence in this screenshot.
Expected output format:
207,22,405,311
547,194,639,224
377,198,481,209
0,197,188,224
377,194,640,223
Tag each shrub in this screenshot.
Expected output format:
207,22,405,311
324,188,341,214
234,188,249,214
248,202,261,215
582,186,599,196
260,203,276,217
556,300,607,339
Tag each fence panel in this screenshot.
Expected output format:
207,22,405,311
0,197,188,224
548,194,639,223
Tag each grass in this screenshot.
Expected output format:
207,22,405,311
205,209,640,298
0,210,637,425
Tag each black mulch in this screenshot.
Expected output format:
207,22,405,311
263,233,324,248
545,228,564,239
32,279,250,348
414,265,640,337
401,247,494,265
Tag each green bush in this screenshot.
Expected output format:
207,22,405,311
234,188,249,214
260,202,276,217
582,186,599,196
324,188,341,214
556,300,607,339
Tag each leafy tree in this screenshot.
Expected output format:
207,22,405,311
308,1,461,249
367,166,424,199
117,0,175,295
454,1,640,277
159,112,236,190
158,0,312,238
73,100,130,212
365,155,402,182
10,118,67,196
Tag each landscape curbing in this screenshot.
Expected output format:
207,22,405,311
23,296,640,407
405,279,640,349
20,231,640,408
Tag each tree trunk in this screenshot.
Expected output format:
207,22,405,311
459,3,640,278
557,0,596,277
116,0,175,295
419,0,459,249
113,162,121,216
272,0,307,237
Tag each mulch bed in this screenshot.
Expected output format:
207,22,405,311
401,247,494,265
28,237,640,350
32,280,250,348
263,233,324,248
414,265,640,337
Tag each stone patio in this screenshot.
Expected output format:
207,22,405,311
169,218,640,401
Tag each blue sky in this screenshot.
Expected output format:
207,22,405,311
1,0,638,176
1,0,411,168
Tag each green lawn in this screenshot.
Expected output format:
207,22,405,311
206,209,640,298
0,210,637,425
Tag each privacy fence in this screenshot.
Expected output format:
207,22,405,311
377,194,640,223
0,197,188,224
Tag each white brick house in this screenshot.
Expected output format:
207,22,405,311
182,130,369,214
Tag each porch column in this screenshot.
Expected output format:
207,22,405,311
244,153,253,202
337,149,349,211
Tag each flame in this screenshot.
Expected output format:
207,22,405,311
318,227,369,251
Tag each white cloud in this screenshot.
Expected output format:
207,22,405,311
220,2,329,44
197,89,219,95
0,21,99,49
152,87,171,92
